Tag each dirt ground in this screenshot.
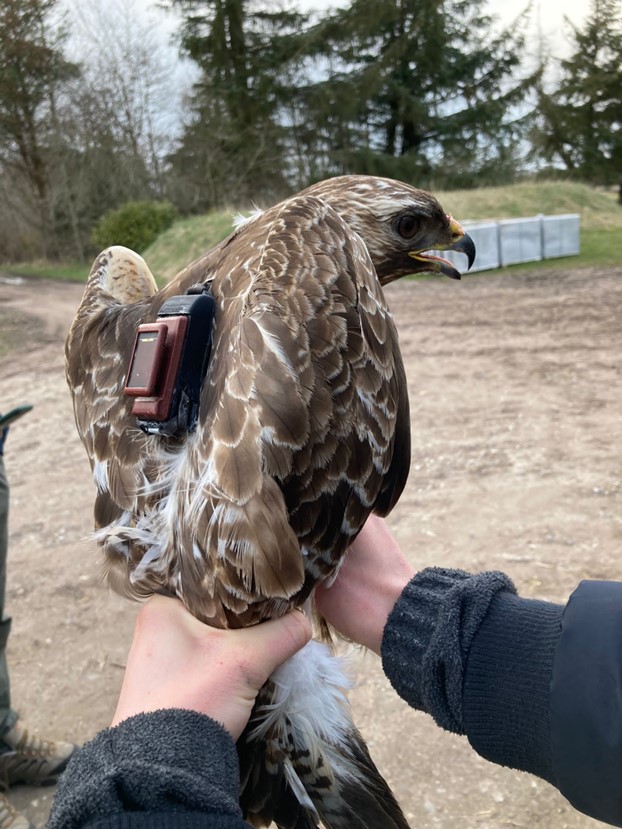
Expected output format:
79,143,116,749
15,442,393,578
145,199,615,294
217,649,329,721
0,263,620,828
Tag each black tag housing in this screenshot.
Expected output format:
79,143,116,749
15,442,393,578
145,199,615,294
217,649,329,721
124,286,216,437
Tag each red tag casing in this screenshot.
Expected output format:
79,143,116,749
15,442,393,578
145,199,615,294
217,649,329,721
124,316,188,421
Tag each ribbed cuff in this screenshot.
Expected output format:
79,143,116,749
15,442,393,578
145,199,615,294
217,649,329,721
47,710,242,829
463,592,562,783
83,814,242,829
381,567,516,734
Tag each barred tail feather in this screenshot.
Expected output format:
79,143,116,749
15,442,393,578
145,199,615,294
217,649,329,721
239,641,410,829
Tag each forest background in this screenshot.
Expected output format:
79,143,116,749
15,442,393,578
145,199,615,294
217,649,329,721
0,0,620,266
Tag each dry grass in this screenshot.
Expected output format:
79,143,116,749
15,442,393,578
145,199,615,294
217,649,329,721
438,181,620,230
144,211,237,281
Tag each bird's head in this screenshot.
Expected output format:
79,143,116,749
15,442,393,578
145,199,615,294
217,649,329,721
301,175,476,284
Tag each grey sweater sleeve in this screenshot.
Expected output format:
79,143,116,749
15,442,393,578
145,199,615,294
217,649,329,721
46,709,247,829
380,567,564,784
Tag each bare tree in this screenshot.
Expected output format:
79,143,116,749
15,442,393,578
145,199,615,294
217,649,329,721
0,0,78,257
66,0,192,197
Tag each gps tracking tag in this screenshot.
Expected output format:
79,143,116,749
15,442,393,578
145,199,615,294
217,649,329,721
124,285,216,437
124,316,189,422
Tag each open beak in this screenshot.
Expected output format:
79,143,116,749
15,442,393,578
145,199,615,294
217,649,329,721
408,218,476,280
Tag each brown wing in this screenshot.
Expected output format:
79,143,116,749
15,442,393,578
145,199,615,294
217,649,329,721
67,206,410,627
65,248,169,593
121,194,410,626
273,198,411,578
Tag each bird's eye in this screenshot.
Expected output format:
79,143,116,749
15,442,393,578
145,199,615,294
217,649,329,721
396,214,419,239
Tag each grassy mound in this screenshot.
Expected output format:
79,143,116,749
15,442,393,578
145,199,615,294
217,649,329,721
145,181,620,280
439,181,619,231
7,181,621,282
144,211,238,282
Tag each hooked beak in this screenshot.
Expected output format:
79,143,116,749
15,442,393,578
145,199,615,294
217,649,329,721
408,217,476,280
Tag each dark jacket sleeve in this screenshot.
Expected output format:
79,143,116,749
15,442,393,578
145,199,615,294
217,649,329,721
46,709,248,829
381,568,622,828
550,580,622,826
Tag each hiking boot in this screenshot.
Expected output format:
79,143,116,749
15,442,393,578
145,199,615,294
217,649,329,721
0,721,76,787
0,793,34,829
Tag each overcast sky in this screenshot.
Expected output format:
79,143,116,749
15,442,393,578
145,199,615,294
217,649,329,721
487,0,590,56
120,0,596,89
90,0,592,139
297,0,592,54
136,0,592,59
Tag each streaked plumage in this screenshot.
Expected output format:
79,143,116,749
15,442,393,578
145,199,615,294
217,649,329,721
66,175,475,828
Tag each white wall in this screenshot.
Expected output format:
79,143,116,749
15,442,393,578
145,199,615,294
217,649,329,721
433,214,581,275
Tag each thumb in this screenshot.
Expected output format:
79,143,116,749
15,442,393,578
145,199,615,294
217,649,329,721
246,611,312,681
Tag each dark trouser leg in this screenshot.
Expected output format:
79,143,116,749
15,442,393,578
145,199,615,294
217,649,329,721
0,459,15,735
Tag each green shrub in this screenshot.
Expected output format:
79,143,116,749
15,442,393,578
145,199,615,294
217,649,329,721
91,200,178,253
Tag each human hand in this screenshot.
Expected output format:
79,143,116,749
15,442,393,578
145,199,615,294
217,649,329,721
315,515,415,655
112,595,312,740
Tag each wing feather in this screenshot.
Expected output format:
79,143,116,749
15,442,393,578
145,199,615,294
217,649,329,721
66,250,161,528
66,197,410,628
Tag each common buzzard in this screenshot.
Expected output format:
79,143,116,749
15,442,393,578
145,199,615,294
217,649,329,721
66,175,475,828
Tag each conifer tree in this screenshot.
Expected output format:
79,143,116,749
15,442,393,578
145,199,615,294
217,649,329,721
534,0,622,203
166,0,308,208
296,0,537,186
